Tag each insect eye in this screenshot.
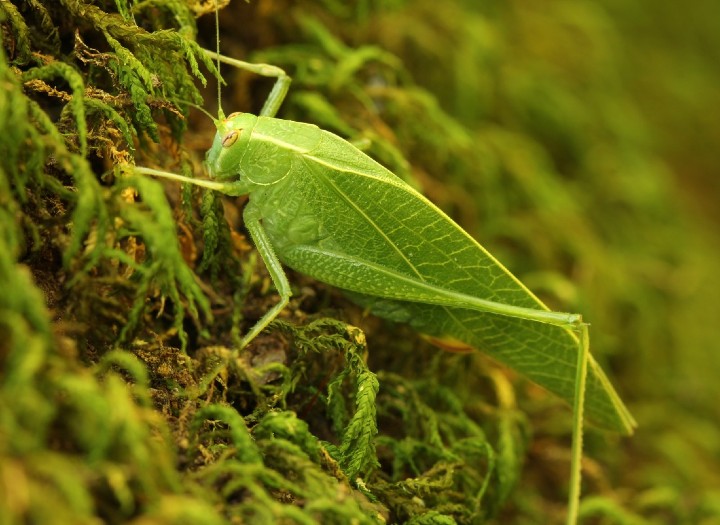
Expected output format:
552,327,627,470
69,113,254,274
222,130,239,148
227,111,243,119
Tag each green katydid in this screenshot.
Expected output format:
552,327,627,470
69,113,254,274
134,26,634,523
137,49,634,434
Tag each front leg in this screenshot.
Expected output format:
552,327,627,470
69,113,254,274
239,203,292,350
203,50,291,118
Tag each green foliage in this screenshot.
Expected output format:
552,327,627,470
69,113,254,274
273,319,381,479
115,174,212,350
0,246,186,522
197,190,234,279
369,367,520,522
2,0,719,524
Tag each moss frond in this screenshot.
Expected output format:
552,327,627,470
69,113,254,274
197,189,236,282
116,175,212,350
190,404,262,464
23,61,88,156
0,0,33,64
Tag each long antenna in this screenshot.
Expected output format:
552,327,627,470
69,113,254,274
215,0,224,119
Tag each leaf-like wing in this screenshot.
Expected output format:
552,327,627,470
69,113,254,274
253,125,635,434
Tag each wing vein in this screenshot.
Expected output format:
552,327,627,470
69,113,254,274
303,157,425,280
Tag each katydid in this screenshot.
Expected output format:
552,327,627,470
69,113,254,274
130,17,636,523
136,49,634,435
